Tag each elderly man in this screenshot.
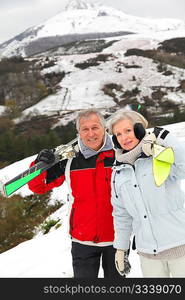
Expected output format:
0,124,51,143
28,108,128,278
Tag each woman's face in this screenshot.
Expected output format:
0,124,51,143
113,118,140,151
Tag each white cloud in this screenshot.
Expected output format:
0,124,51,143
0,0,68,43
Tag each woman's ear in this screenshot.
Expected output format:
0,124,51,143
134,123,146,140
112,135,122,149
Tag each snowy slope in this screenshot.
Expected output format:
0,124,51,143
13,50,185,127
0,121,185,277
1,0,185,57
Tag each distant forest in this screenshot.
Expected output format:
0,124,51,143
0,117,76,168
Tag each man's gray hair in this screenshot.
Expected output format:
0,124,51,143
107,109,148,134
76,108,106,131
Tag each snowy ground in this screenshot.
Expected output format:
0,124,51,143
0,121,185,278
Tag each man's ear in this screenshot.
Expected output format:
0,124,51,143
134,123,146,140
112,135,122,149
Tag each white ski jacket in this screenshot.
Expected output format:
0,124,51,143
111,129,185,254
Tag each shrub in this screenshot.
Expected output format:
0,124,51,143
41,218,61,234
0,193,62,253
75,54,112,69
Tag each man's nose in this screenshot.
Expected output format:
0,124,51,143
88,129,94,136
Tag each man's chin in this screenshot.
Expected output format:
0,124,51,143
87,143,101,151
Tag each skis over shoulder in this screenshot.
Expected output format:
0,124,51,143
0,137,78,198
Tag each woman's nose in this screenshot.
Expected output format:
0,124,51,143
120,133,126,140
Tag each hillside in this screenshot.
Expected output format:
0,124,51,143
1,36,185,126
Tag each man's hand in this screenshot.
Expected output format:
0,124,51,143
36,149,55,164
115,249,131,276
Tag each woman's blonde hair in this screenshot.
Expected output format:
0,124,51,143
107,109,148,134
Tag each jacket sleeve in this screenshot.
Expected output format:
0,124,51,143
111,170,133,250
155,128,185,180
28,159,67,194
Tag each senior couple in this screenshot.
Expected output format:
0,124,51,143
28,108,185,278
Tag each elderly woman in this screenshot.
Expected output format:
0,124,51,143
108,109,185,277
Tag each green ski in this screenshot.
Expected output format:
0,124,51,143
0,137,78,198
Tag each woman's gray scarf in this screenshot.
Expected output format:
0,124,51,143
115,141,142,165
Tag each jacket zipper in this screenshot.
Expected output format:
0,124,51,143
113,171,119,198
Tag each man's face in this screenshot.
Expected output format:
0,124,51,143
78,114,105,151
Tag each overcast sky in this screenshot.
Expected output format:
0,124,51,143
0,0,185,44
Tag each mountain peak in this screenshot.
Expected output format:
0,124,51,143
65,0,100,10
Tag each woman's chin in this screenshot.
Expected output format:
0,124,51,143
123,145,133,151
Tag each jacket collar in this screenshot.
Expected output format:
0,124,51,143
114,152,149,170
78,132,113,159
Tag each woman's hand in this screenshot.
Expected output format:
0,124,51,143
141,132,157,156
115,249,131,276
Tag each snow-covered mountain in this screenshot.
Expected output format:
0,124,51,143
1,0,185,57
1,0,185,128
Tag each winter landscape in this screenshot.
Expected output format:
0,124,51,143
1,0,185,124
1,0,185,280
0,121,185,278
